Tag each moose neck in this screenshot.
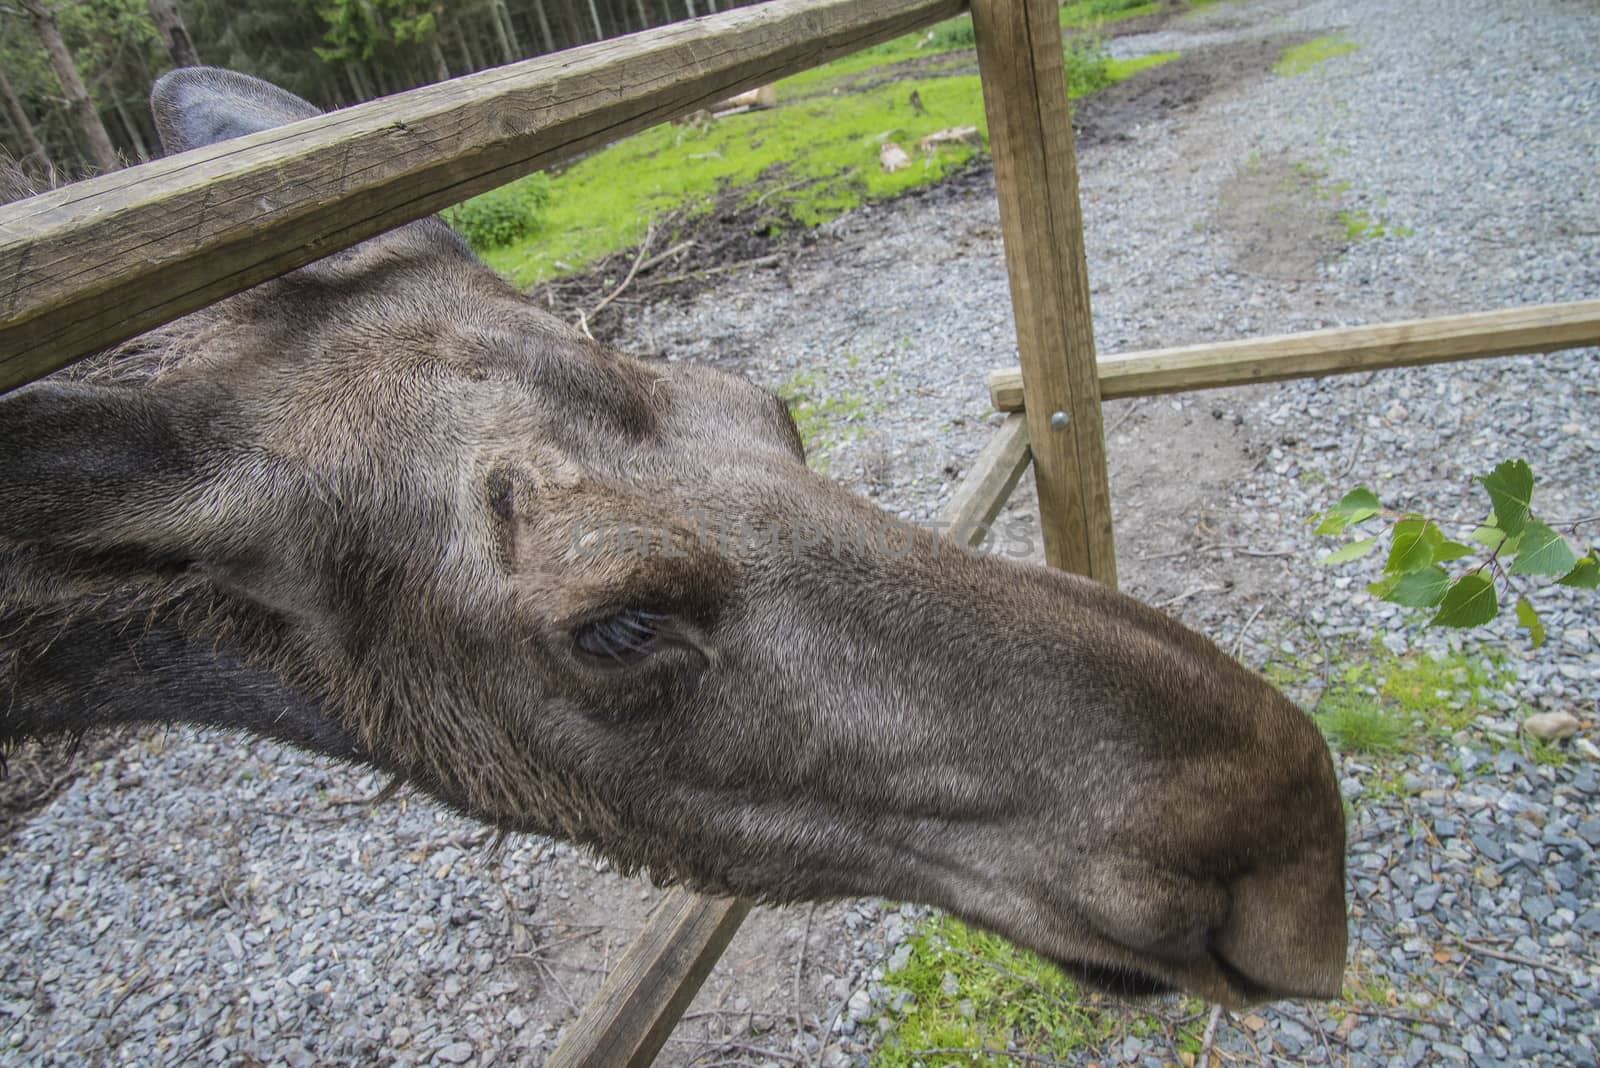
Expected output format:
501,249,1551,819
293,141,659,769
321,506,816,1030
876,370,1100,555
1,590,369,766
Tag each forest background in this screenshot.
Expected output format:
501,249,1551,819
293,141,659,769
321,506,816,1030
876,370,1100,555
0,0,750,176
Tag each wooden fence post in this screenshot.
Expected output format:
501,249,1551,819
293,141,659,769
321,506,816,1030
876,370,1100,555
970,0,1117,585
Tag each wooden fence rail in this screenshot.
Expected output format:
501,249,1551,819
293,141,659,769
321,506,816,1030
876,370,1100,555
0,0,963,395
986,299,1600,411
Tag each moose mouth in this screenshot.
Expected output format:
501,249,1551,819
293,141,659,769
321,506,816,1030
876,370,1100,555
1203,938,1279,1004
1048,937,1278,1006
1049,957,1177,998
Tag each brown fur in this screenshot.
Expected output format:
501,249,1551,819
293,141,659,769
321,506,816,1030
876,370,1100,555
0,70,1346,1006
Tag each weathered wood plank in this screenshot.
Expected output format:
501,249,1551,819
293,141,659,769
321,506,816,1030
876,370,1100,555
941,412,1031,548
545,415,1032,1067
545,891,752,1068
986,299,1600,412
0,0,965,395
970,0,1116,585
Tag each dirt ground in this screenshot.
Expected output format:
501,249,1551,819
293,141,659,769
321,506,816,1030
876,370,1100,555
1,10,1355,1066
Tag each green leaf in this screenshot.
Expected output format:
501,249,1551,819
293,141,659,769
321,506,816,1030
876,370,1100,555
1385,517,1443,575
1320,536,1378,565
1383,566,1451,608
1366,576,1397,599
1313,487,1382,536
1471,524,1521,554
1471,525,1502,548
1479,460,1534,537
1508,520,1578,577
1558,555,1599,589
1433,541,1474,563
1429,573,1499,629
1516,598,1546,648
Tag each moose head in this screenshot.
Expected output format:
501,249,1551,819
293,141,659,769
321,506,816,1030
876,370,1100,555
0,69,1345,1007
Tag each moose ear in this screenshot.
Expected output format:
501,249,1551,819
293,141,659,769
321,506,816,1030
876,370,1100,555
152,67,323,155
151,68,478,264
0,381,269,566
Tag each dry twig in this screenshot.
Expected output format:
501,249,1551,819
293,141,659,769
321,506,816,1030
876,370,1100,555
1156,584,1228,608
1197,1004,1223,1068
1230,602,1267,658
792,904,816,1041
579,220,657,332
648,252,782,289
902,1047,1077,1067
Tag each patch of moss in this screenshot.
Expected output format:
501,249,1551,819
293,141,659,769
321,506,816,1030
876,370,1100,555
1287,159,1413,241
1108,50,1183,82
1340,968,1399,1008
1274,34,1361,76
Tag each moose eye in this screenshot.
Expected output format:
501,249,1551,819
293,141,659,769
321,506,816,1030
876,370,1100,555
486,464,517,520
572,609,666,668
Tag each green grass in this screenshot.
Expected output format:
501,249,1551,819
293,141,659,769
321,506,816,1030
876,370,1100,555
872,915,1207,1066
478,40,1179,287
1524,732,1570,768
1338,206,1415,240
778,2,1164,94
1316,688,1412,756
1059,0,1163,26
1268,643,1526,759
771,0,1158,91
1274,34,1360,76
481,72,991,286
772,19,971,97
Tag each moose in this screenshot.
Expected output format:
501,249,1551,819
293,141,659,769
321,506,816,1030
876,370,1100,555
0,69,1346,1009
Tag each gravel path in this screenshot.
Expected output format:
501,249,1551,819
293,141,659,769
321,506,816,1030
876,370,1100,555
2,0,1597,1065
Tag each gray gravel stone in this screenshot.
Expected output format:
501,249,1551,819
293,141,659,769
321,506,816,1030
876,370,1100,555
434,1041,474,1064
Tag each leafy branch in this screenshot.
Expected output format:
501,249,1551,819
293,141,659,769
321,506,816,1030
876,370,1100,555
1312,460,1598,646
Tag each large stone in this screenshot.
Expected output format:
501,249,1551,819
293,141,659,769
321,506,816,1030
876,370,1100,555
1522,712,1580,742
435,1041,474,1064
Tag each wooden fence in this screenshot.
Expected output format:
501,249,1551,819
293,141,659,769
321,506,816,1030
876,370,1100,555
2,0,1596,1065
